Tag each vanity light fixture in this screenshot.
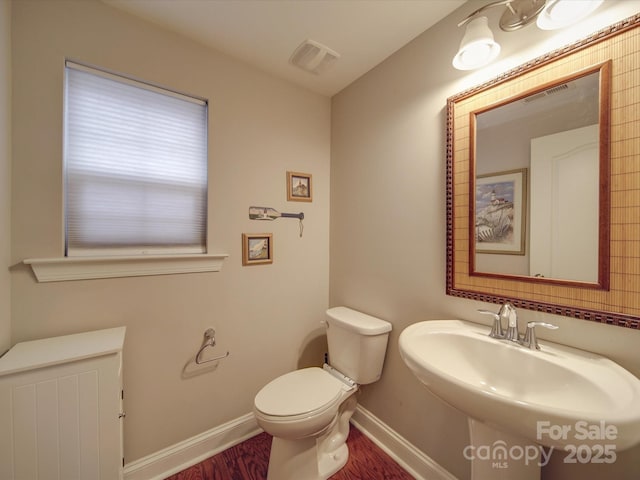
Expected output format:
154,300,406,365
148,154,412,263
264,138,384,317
453,0,603,70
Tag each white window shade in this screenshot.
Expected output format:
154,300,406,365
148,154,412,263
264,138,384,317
64,61,208,256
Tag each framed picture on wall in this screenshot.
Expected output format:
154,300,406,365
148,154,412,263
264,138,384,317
287,171,312,202
475,168,527,255
242,233,273,265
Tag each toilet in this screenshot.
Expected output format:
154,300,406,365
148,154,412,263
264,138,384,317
253,306,392,480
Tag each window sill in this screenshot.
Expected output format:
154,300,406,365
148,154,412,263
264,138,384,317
23,254,229,282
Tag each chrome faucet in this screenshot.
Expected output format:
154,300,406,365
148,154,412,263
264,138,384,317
477,303,558,350
478,302,518,342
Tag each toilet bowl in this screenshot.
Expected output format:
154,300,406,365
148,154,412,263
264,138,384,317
254,366,356,439
254,365,357,479
253,307,392,480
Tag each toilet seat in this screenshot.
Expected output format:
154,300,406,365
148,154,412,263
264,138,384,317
254,367,351,419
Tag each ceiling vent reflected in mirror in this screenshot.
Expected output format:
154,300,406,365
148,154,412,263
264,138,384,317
523,83,570,103
290,39,340,75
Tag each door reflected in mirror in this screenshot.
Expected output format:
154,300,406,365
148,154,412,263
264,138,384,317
471,65,609,287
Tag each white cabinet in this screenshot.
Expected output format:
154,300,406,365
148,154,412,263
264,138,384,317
0,327,126,480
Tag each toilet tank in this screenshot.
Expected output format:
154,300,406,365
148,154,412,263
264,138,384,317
325,306,392,384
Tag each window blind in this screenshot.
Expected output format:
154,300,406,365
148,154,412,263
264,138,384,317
64,61,208,256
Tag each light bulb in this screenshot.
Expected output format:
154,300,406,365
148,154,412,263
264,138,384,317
537,0,604,30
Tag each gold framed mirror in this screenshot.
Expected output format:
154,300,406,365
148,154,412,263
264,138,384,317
470,63,610,288
446,14,640,329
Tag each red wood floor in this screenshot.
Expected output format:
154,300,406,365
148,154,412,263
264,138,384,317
164,427,414,480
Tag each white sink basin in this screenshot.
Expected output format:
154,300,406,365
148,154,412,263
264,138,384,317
399,320,640,451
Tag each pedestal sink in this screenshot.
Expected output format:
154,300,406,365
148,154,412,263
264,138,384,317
399,320,640,479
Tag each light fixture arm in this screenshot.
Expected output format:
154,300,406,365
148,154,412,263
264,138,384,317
458,0,514,27
458,0,548,32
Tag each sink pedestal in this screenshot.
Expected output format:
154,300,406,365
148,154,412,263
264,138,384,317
468,419,542,480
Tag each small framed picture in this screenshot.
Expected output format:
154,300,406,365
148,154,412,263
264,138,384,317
242,233,273,266
475,168,527,255
287,171,312,202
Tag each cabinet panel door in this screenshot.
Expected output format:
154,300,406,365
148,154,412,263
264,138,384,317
0,354,122,480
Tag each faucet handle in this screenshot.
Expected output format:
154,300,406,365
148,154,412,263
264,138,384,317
477,309,504,338
521,322,559,350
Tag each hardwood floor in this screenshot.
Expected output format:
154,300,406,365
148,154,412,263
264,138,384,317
164,427,414,480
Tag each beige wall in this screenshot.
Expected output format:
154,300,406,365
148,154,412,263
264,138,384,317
330,1,640,479
0,0,10,354
11,0,330,462
9,0,640,477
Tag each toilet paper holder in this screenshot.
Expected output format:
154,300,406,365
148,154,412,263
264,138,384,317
195,328,230,364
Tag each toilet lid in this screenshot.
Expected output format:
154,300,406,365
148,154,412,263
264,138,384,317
254,367,345,417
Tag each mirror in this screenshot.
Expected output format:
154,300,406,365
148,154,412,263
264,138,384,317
446,15,640,329
471,66,609,288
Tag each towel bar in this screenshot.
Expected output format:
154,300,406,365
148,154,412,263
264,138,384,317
195,328,230,364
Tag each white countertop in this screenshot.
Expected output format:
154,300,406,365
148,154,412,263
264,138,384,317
0,326,126,376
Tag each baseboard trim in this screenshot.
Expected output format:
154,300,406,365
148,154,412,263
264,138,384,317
123,413,261,480
351,405,458,480
123,406,456,480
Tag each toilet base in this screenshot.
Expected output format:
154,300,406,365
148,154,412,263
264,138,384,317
267,436,323,480
265,394,357,480
318,442,349,478
265,437,349,480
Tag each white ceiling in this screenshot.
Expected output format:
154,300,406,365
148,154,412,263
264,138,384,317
103,0,466,96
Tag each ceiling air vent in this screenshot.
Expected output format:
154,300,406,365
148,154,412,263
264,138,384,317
290,39,340,75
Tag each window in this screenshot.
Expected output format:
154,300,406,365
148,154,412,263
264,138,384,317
64,61,208,257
